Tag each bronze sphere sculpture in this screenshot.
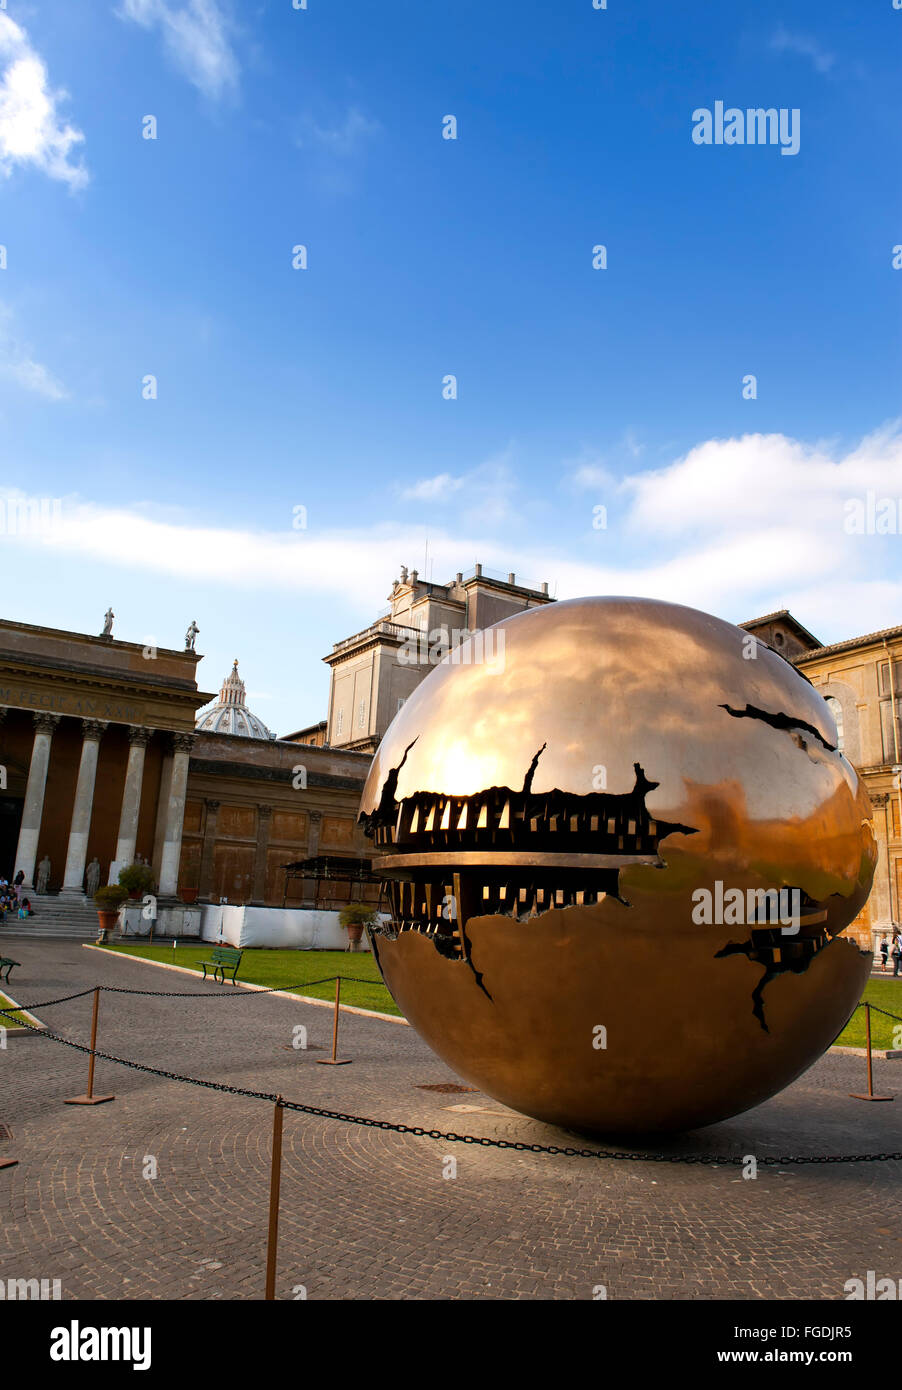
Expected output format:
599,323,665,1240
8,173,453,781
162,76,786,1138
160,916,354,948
360,597,876,1134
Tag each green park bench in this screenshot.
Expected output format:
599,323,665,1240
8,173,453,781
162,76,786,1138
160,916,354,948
200,945,243,985
0,956,20,985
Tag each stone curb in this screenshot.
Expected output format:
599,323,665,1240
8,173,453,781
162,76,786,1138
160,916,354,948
829,1044,901,1060
82,943,409,1025
0,986,46,1038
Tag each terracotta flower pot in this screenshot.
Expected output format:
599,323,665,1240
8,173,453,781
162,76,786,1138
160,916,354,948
96,909,119,934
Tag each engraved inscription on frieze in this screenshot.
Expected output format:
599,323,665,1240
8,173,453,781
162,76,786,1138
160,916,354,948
0,686,143,721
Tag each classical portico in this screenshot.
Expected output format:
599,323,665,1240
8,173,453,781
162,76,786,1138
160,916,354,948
0,618,213,897
0,618,377,917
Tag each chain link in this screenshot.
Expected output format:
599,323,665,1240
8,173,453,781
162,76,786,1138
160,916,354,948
5,987,98,1011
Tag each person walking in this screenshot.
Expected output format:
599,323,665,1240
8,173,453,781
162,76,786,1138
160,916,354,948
892,933,902,978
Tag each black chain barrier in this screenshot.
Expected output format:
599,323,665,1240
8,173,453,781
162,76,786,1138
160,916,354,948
15,979,902,1024
862,1002,902,1022
1,994,899,1169
16,976,375,1009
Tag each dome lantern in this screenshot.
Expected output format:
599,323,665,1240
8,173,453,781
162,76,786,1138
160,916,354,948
195,659,275,740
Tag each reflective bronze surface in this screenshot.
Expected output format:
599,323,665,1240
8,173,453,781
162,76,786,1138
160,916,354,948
361,597,876,1134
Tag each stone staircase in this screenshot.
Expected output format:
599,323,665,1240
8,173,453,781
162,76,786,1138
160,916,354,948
0,892,101,941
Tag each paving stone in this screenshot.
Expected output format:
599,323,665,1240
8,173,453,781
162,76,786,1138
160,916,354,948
0,937,900,1300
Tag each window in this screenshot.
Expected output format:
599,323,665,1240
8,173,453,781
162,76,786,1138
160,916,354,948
824,696,844,752
878,660,902,697
336,708,344,736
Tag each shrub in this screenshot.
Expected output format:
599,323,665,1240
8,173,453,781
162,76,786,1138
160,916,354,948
338,902,380,929
117,862,155,895
95,884,128,909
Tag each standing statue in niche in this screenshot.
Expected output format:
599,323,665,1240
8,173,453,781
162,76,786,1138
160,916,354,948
35,855,51,894
85,857,101,898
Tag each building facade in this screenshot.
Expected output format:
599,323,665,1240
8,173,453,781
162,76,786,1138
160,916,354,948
742,610,901,952
323,563,553,754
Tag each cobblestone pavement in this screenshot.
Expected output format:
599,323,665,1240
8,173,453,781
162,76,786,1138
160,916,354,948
1,939,900,1301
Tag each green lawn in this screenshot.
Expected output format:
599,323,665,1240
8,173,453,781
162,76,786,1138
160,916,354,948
0,992,28,1029
98,943,402,1017
834,978,902,1050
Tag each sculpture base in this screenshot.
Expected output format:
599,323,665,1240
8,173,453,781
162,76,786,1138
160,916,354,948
849,1093,893,1102
64,1094,115,1106
316,1059,352,1066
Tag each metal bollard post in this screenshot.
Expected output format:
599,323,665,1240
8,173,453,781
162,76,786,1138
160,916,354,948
849,1003,893,1102
316,978,352,1066
264,1096,284,1300
65,987,115,1106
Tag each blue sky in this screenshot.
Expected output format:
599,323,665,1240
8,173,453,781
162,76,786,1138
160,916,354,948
0,0,900,733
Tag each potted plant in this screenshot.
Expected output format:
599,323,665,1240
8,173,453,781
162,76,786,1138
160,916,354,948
94,884,128,942
117,862,155,900
338,902,380,951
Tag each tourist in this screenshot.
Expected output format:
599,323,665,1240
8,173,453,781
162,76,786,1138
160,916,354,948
12,868,24,903
17,896,34,920
892,933,902,978
879,936,890,972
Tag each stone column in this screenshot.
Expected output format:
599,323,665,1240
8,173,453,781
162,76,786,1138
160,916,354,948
61,719,108,895
303,809,323,907
158,733,194,897
198,800,221,901
14,713,61,888
251,804,273,905
109,726,152,882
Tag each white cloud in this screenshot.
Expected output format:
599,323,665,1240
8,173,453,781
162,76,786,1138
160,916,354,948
400,473,465,503
119,0,239,101
397,451,518,527
567,462,616,493
0,14,87,190
0,305,68,399
296,107,381,158
770,25,835,75
624,427,902,536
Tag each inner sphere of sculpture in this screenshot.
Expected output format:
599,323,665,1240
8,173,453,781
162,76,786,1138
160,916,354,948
360,597,875,1134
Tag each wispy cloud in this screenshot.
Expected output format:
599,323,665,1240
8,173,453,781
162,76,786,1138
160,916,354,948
0,14,87,190
119,0,239,101
0,305,68,400
398,451,519,528
769,25,835,75
296,107,381,159
293,106,381,193
400,473,465,504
